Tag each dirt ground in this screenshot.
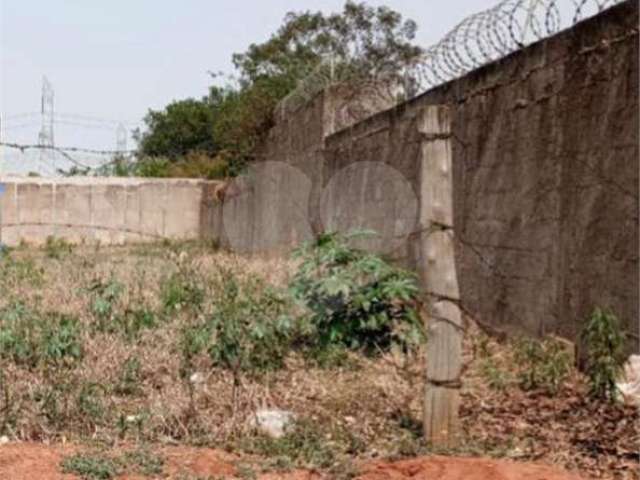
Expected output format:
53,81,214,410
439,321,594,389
0,442,590,480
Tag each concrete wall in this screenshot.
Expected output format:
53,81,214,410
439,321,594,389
225,1,639,346
0,176,221,246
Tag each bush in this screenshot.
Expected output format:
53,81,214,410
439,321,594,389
290,232,423,353
39,313,83,363
206,268,293,376
582,308,626,401
480,358,512,392
176,267,293,410
0,303,38,365
514,337,571,395
0,304,82,366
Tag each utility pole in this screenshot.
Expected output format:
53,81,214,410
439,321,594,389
38,76,55,171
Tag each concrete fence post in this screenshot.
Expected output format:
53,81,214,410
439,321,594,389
418,105,463,448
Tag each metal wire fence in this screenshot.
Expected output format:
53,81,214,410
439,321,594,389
278,0,626,114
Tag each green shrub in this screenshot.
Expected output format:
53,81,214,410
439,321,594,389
206,268,293,376
176,267,293,406
0,303,38,365
480,358,512,391
161,271,205,313
290,231,423,352
582,308,626,401
0,305,82,366
514,337,571,394
39,313,83,363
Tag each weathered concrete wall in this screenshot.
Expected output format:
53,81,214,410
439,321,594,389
231,1,639,347
0,177,222,246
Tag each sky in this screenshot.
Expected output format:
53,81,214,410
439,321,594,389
0,0,496,154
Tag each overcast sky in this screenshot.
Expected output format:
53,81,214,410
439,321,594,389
0,0,497,153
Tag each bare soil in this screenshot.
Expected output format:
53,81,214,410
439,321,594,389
0,442,590,479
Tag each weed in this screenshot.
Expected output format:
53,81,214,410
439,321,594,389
0,253,44,286
119,307,157,340
0,303,38,365
240,419,358,471
582,308,626,401
0,370,18,435
88,278,124,332
161,271,204,313
207,268,293,377
62,449,164,479
480,357,512,391
290,231,424,353
304,344,360,370
61,453,121,480
114,356,143,396
122,448,164,476
236,463,258,479
76,382,106,424
44,236,73,259
39,313,83,364
514,337,571,394
0,305,82,366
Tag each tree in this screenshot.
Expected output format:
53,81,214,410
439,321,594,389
213,1,424,172
132,2,424,177
232,1,423,84
135,96,217,159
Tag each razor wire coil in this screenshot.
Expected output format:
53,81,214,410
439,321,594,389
278,0,626,114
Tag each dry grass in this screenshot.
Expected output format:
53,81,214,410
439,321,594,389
0,241,636,479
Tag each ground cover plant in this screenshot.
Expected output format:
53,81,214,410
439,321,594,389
0,241,636,479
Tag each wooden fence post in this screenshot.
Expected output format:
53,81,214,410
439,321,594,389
418,105,463,449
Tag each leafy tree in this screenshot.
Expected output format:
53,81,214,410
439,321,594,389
132,2,423,177
213,1,424,172
135,96,217,159
233,1,423,83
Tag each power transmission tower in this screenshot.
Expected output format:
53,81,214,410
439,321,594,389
116,123,127,152
38,76,55,170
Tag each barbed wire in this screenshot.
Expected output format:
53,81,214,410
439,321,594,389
0,141,136,157
0,141,134,175
415,0,624,89
277,0,626,114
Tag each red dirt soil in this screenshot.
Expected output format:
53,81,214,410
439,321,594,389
0,443,590,480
